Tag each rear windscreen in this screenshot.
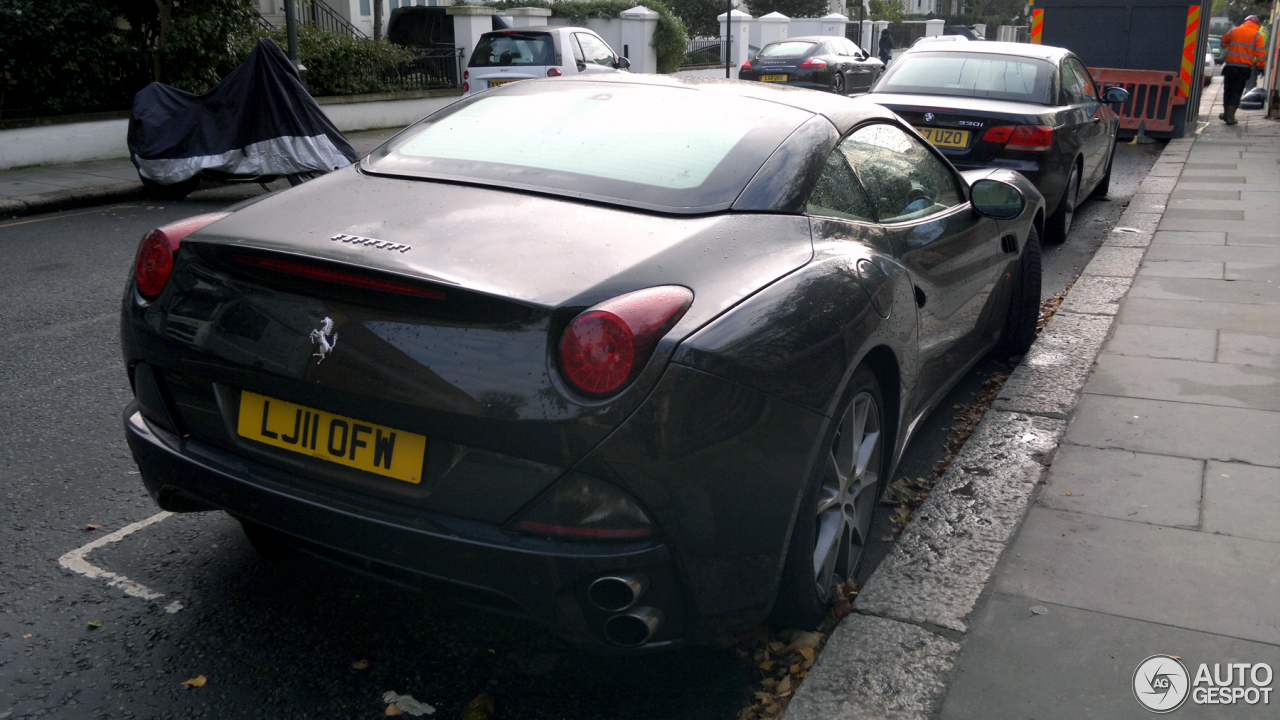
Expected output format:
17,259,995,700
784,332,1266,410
363,81,813,213
758,41,817,59
470,32,556,67
873,52,1054,104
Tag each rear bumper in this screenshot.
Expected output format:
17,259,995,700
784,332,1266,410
123,402,686,651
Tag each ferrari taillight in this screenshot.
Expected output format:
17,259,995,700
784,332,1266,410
558,286,693,397
133,212,229,301
983,125,1054,152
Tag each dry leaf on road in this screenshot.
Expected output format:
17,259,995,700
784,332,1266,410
352,659,369,670
181,675,207,688
462,693,495,720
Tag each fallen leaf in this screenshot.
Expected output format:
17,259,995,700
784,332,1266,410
86,620,103,629
776,676,792,694
1030,606,1048,616
181,675,207,688
799,647,815,661
784,631,825,652
84,524,100,531
1065,491,1073,496
758,660,776,671
766,641,785,653
386,704,403,716
352,659,369,670
461,693,494,720
23,633,32,639
880,535,894,542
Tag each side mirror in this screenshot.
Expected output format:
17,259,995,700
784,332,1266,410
577,61,586,73
616,56,631,70
1103,86,1130,104
971,179,1026,220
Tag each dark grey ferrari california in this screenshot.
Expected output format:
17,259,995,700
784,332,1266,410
121,75,1044,651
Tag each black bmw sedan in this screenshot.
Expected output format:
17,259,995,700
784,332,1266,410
121,75,1043,651
866,42,1129,242
739,35,884,95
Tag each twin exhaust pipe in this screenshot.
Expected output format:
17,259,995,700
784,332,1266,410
588,574,663,646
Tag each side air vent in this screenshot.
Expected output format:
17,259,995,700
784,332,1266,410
1000,234,1019,254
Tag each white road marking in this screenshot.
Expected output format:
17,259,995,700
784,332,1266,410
58,511,174,603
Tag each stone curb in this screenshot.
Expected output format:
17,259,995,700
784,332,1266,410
783,138,1190,720
0,181,147,219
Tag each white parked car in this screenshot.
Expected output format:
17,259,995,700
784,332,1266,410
462,26,629,96
1204,51,1220,84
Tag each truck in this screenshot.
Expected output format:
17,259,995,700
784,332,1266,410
1029,0,1213,138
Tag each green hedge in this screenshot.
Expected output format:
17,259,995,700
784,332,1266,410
231,27,427,97
488,0,688,73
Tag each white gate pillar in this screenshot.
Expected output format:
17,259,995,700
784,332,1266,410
620,5,659,74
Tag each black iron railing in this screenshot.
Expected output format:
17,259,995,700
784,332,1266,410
299,0,366,39
682,37,725,67
343,48,464,93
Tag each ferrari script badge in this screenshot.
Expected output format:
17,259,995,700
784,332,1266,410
310,317,338,363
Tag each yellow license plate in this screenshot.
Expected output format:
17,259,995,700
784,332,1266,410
915,127,970,148
759,74,788,82
237,390,426,484
488,79,521,88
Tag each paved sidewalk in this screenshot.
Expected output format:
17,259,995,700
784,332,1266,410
0,127,401,217
938,86,1280,717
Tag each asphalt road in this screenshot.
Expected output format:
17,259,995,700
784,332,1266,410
0,140,1161,720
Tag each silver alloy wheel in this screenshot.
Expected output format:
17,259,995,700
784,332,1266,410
1062,165,1080,237
811,391,882,601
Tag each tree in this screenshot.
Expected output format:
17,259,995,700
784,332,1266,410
867,0,906,22
374,0,384,42
745,0,831,20
109,0,260,92
667,0,725,36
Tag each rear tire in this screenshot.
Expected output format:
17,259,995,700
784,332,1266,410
141,176,199,201
994,224,1042,358
1092,147,1114,198
831,73,846,96
771,365,887,629
1045,163,1080,244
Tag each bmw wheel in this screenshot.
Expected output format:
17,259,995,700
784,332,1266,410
772,365,886,628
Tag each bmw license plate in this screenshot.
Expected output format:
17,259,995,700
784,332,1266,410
237,390,427,484
488,79,521,88
915,127,970,148
759,74,788,82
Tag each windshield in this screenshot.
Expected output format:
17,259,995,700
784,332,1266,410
469,32,556,67
874,51,1054,104
759,41,817,58
363,82,813,213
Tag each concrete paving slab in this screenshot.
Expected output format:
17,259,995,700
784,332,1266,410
1037,443,1202,527
1111,210,1162,236
1202,461,1280,543
1218,331,1280,368
1146,245,1280,264
1103,324,1217,361
1152,230,1226,245
1103,225,1154,248
1184,162,1239,170
0,180,67,197
1066,394,1280,467
1128,276,1280,305
855,412,1065,635
940,595,1280,720
1177,175,1247,183
1171,189,1241,200
1230,233,1280,247
1139,259,1224,278
1138,177,1179,193
784,614,960,720
1225,262,1280,282
1083,247,1145,278
1148,164,1184,177
993,508,1280,646
1159,218,1264,234
1085,354,1280,411
1120,297,1280,335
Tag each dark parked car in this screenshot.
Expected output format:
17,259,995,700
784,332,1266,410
740,36,884,95
387,6,508,51
121,75,1044,651
867,41,1129,242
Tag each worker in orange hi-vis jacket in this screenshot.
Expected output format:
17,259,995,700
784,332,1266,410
1219,14,1267,125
